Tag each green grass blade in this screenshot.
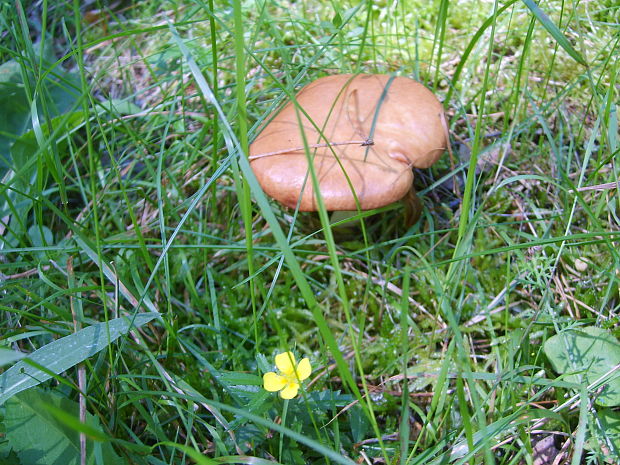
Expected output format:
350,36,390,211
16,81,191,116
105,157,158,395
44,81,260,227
168,25,362,403
0,349,27,367
521,0,587,66
0,312,160,404
231,0,259,351
446,0,518,103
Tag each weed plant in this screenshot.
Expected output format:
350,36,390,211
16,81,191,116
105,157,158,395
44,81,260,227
0,0,619,464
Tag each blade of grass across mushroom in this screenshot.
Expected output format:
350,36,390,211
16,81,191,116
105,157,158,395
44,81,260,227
210,8,384,432
205,1,370,358
205,2,376,307
168,25,366,408
283,74,379,246
361,75,396,163
288,82,389,458
178,11,386,457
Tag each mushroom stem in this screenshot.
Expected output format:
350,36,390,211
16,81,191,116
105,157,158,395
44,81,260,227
248,139,374,160
403,186,423,227
329,210,362,227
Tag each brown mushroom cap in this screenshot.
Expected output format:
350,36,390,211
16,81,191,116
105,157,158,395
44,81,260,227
249,74,447,211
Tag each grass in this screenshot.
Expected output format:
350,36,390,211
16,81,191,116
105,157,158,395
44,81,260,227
1,0,619,464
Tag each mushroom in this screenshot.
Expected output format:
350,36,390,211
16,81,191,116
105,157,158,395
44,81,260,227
249,73,447,215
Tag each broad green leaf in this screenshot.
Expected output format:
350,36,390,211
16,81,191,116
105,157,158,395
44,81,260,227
332,11,342,27
521,0,587,66
349,405,369,443
0,59,22,84
594,408,620,458
0,312,160,405
0,444,20,465
0,57,80,177
5,389,123,465
27,224,53,247
0,349,26,367
1,110,85,245
0,60,31,175
544,326,620,406
97,99,141,115
218,371,263,386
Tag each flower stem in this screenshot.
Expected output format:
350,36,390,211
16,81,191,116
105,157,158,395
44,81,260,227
278,399,289,462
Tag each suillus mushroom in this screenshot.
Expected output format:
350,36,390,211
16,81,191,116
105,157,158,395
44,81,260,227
249,73,447,216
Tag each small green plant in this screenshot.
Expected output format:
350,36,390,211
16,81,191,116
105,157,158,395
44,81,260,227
1,0,618,463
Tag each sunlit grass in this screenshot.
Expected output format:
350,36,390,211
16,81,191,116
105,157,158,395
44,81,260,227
1,0,619,464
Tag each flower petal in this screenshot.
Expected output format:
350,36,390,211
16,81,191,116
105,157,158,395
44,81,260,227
296,358,311,381
275,352,296,375
263,372,286,392
280,382,299,399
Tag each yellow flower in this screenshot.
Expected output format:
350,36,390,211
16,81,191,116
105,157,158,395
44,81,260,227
263,351,311,399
